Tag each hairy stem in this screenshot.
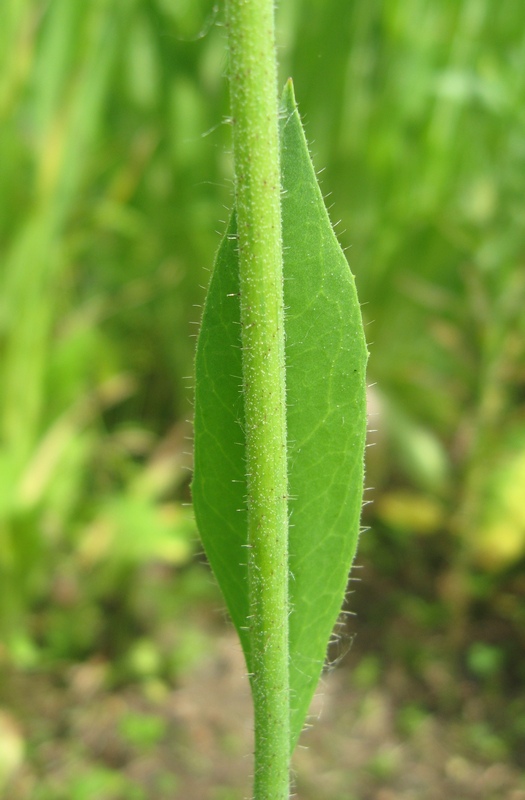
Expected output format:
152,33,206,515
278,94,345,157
225,0,290,797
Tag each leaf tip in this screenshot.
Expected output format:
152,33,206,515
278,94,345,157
281,77,297,113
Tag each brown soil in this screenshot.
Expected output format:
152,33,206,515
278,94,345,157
1,621,524,800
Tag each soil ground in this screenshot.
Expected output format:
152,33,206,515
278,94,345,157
2,613,524,800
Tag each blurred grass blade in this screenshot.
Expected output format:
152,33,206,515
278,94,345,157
193,80,368,748
0,0,125,651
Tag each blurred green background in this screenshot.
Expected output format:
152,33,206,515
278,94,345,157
1,0,525,798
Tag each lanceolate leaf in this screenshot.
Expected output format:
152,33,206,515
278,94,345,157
192,81,367,749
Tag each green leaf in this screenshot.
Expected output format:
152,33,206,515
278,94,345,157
192,80,367,748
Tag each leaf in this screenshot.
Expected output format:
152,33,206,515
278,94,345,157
192,80,368,749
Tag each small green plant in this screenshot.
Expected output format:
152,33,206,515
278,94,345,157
192,1,367,796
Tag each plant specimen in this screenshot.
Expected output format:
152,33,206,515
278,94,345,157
193,1,367,796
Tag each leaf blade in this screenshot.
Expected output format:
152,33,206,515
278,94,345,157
280,80,368,740
192,81,367,748
191,217,251,664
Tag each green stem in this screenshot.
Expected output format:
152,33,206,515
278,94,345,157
225,1,290,798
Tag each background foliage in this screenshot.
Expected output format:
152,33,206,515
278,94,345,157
1,0,524,795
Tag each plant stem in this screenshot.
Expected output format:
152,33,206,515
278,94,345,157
225,0,290,797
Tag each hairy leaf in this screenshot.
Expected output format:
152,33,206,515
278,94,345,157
192,81,367,748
